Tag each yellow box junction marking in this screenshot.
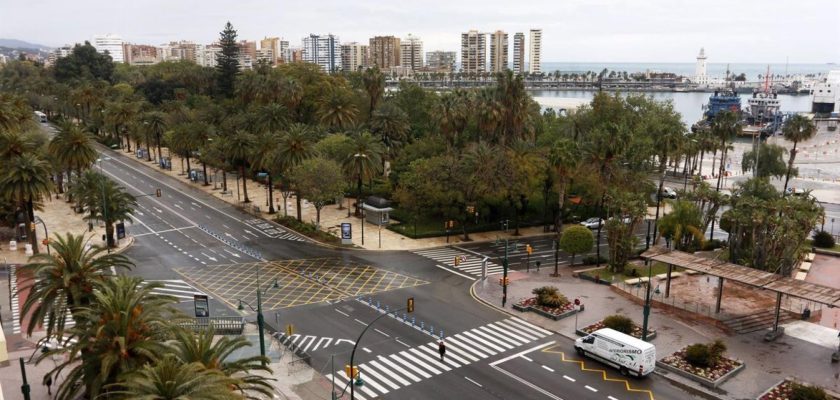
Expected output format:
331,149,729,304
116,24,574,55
542,345,655,400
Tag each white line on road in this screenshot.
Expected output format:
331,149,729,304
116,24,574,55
490,365,563,400
489,341,556,366
244,229,258,237
563,375,575,382
354,318,368,326
191,202,201,208
395,338,411,348
541,365,554,372
334,309,350,317
374,328,390,337
520,355,533,362
585,385,598,392
173,203,183,210
464,376,483,388
362,347,372,353
608,396,620,400
434,264,476,281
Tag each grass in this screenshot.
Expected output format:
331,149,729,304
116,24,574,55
581,262,680,283
805,239,840,252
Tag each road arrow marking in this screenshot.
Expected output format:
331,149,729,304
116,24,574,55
223,249,241,258
200,253,218,262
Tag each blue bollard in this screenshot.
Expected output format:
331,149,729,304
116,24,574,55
440,330,444,339
376,301,381,310
403,313,408,321
412,317,416,326
429,325,434,335
420,321,424,330
385,305,389,314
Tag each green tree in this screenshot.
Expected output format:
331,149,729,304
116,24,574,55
781,115,817,194
141,111,168,163
277,124,317,219
113,355,243,400
0,153,53,252
250,131,281,213
317,86,358,132
70,170,137,247
48,123,98,194
343,131,384,217
53,41,115,83
20,233,133,338
742,143,790,179
559,225,594,266
216,22,240,98
362,67,385,120
226,130,255,203
289,158,345,227
657,200,705,251
371,102,410,163
550,137,580,237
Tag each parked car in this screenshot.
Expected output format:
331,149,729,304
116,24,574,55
609,216,632,224
580,217,604,229
574,328,656,378
785,187,806,196
659,186,677,199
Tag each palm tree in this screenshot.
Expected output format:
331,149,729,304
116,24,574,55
0,153,53,253
168,328,274,399
475,88,502,143
255,103,289,134
44,276,181,399
711,111,740,190
104,101,138,151
549,138,580,240
48,124,98,195
362,67,385,120
781,115,817,194
657,200,705,251
251,132,281,213
435,91,468,148
0,93,34,132
141,111,168,163
20,233,132,338
71,171,137,248
317,87,358,132
370,102,410,169
112,355,243,400
343,132,384,217
277,124,316,220
227,130,256,203
0,130,41,166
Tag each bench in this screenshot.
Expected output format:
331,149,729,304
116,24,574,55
624,277,650,285
805,253,816,262
655,272,683,280
794,271,808,281
799,262,812,272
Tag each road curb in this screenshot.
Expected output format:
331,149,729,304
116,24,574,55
111,235,135,256
652,370,729,400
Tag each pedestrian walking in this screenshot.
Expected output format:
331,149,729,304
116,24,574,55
45,374,53,395
438,340,446,362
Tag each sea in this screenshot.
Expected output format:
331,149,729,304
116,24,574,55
538,62,834,79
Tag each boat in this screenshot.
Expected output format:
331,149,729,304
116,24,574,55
741,67,784,137
810,70,840,115
691,88,741,133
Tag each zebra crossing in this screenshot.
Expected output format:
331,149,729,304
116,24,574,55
280,334,355,353
411,247,504,279
142,279,206,302
244,219,306,242
325,317,552,400
10,265,20,334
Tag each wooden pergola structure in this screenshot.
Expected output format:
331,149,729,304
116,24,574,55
642,247,840,338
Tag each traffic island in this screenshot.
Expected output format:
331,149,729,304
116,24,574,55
512,286,580,321
657,341,744,388
575,315,657,340
757,379,840,400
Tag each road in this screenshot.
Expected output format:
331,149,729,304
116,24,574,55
73,143,704,400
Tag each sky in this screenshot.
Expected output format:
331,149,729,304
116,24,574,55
1,0,838,64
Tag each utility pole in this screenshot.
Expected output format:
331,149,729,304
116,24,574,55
641,259,653,341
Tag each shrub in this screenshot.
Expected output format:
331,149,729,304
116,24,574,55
790,383,828,400
684,339,727,368
702,239,725,251
602,315,634,334
581,255,608,265
531,286,569,309
813,231,836,249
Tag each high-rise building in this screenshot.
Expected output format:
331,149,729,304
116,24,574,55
489,30,508,73
460,30,486,74
47,45,74,66
425,51,457,72
291,48,304,63
256,48,274,65
200,44,222,68
341,42,369,72
92,34,124,63
160,41,199,63
512,33,525,75
369,36,401,70
528,29,542,74
122,44,161,66
302,34,341,73
260,37,280,64
400,34,423,71
238,40,257,69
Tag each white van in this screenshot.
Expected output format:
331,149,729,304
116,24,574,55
574,328,656,377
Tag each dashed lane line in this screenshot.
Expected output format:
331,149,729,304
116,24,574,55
541,345,655,400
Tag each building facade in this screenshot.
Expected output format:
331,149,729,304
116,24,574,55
425,51,457,73
341,42,369,72
92,34,125,63
369,36,401,70
460,30,486,74
528,29,542,74
695,47,709,85
122,44,161,65
512,33,525,74
238,41,257,69
489,30,508,73
302,34,341,73
400,34,423,71
291,48,304,63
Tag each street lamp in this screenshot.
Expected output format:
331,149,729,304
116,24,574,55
641,258,654,342
96,158,111,253
237,264,279,366
353,153,368,217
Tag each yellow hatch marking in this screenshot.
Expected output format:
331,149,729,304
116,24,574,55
542,345,655,400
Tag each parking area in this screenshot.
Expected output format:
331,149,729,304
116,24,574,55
175,258,428,310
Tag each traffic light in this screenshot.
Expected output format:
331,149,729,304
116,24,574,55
345,365,359,379
155,188,162,197
526,244,533,255
407,297,415,313
454,256,460,266
286,324,294,336
498,277,510,286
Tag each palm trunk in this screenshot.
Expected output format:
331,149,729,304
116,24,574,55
185,153,191,179
106,221,115,248
356,175,363,217
202,162,209,186
267,174,276,214
145,133,152,161
25,197,39,254
222,170,228,192
315,206,321,228
295,192,302,221
155,133,163,164
241,166,250,203
782,141,798,194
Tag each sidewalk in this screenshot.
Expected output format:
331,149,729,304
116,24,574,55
472,268,840,400
109,145,558,251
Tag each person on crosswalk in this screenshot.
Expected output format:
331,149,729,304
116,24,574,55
438,340,446,362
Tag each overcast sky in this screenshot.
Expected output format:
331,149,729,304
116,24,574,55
2,0,838,63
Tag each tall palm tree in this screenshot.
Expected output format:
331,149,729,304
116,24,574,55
104,101,138,151
227,130,256,203
362,67,385,120
435,91,468,148
0,93,34,132
475,88,502,143
317,87,358,132
71,171,137,247
711,110,740,190
112,355,243,400
20,233,132,338
255,103,289,134
44,276,181,399
251,132,281,213
277,124,316,220
657,200,705,251
781,114,817,194
549,138,580,239
496,70,530,145
168,328,274,399
370,102,410,168
343,131,384,217
48,124,98,194
0,130,40,166
0,153,53,253
141,111,168,163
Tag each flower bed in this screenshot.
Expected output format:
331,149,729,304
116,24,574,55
576,320,656,340
657,347,744,388
757,379,840,400
512,297,578,321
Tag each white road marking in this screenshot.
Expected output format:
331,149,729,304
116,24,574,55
563,375,575,382
244,229,258,237
153,207,163,213
464,376,483,388
542,365,554,372
223,249,241,258
585,385,598,392
362,347,372,353
521,355,533,362
433,264,477,281
334,309,350,317
608,396,620,400
374,328,390,337
173,203,183,210
354,318,368,326
489,342,556,366
395,338,411,348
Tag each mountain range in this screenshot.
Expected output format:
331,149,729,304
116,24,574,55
0,38,52,50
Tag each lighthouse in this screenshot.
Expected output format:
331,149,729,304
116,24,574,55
695,48,708,86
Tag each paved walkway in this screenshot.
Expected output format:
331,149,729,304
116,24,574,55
472,268,840,400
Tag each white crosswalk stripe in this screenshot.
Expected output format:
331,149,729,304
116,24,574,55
411,247,504,278
325,317,551,398
142,279,205,302
244,219,306,242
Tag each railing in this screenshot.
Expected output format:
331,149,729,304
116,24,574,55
178,317,245,335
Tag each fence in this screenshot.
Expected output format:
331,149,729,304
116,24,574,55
178,316,245,335
274,332,313,375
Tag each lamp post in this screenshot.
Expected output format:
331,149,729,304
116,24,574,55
96,158,111,253
641,259,654,342
502,239,509,307
237,264,279,366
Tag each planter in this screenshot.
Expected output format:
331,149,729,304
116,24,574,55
757,378,840,400
513,297,580,321
657,348,744,388
576,320,657,341
578,273,612,285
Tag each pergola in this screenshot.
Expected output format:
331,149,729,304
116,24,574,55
641,247,840,338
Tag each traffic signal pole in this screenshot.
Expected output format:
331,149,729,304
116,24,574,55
502,239,509,307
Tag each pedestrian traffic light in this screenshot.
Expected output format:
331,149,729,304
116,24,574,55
407,297,415,313
345,365,359,379
574,298,580,306
155,188,162,197
526,244,533,255
499,277,510,286
454,256,460,266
